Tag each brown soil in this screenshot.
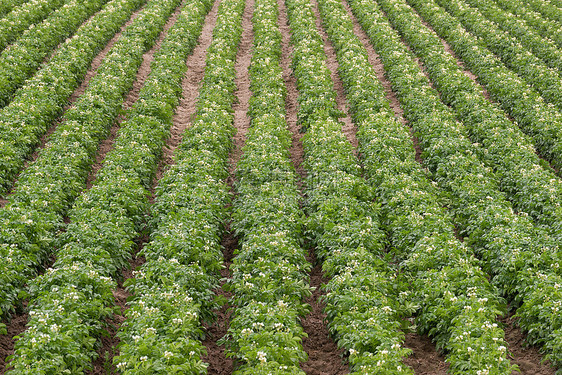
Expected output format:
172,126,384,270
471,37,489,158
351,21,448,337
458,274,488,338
501,314,556,375
202,229,236,375
87,232,147,375
403,332,450,374
153,0,222,186
0,302,28,373
227,0,254,178
300,250,349,375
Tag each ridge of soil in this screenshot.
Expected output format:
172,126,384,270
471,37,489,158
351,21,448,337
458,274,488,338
279,0,349,373
403,332,450,374
203,0,254,373
154,0,221,186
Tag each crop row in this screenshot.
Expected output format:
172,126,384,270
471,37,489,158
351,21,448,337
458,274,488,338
285,0,417,372
0,0,146,195
0,0,172,336
6,0,204,371
114,0,245,372
406,0,562,181
0,0,29,19
385,0,562,248
0,0,67,53
436,0,562,113
0,0,110,108
466,0,562,73
350,0,562,367
318,0,514,373
492,0,562,49
220,0,310,372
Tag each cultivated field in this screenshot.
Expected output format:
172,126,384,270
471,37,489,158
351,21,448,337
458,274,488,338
0,0,562,373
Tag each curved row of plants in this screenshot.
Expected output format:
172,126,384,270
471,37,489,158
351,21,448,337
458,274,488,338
317,0,514,373
0,0,67,53
465,0,562,73
403,0,562,178
0,0,29,20
286,0,416,372
378,0,562,246
220,0,310,372
492,0,562,49
6,0,215,372
0,0,110,108
0,0,175,337
349,0,562,368
436,0,562,113
114,0,246,372
0,0,146,195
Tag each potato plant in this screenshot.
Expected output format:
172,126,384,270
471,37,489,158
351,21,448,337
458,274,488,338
114,0,245,372
219,0,310,372
406,0,562,174
376,0,562,244
0,0,176,349
0,0,68,53
349,0,562,367
0,0,146,194
0,0,111,108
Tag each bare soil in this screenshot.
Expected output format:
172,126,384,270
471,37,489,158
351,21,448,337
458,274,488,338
278,0,305,183
227,0,254,178
202,229,236,375
0,302,28,374
300,250,349,375
403,332,450,374
501,314,556,375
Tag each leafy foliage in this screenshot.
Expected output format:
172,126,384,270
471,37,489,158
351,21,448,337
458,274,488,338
350,0,562,370
6,0,199,371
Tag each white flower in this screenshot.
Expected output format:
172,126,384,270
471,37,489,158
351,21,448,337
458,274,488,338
257,351,267,363
164,351,173,359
